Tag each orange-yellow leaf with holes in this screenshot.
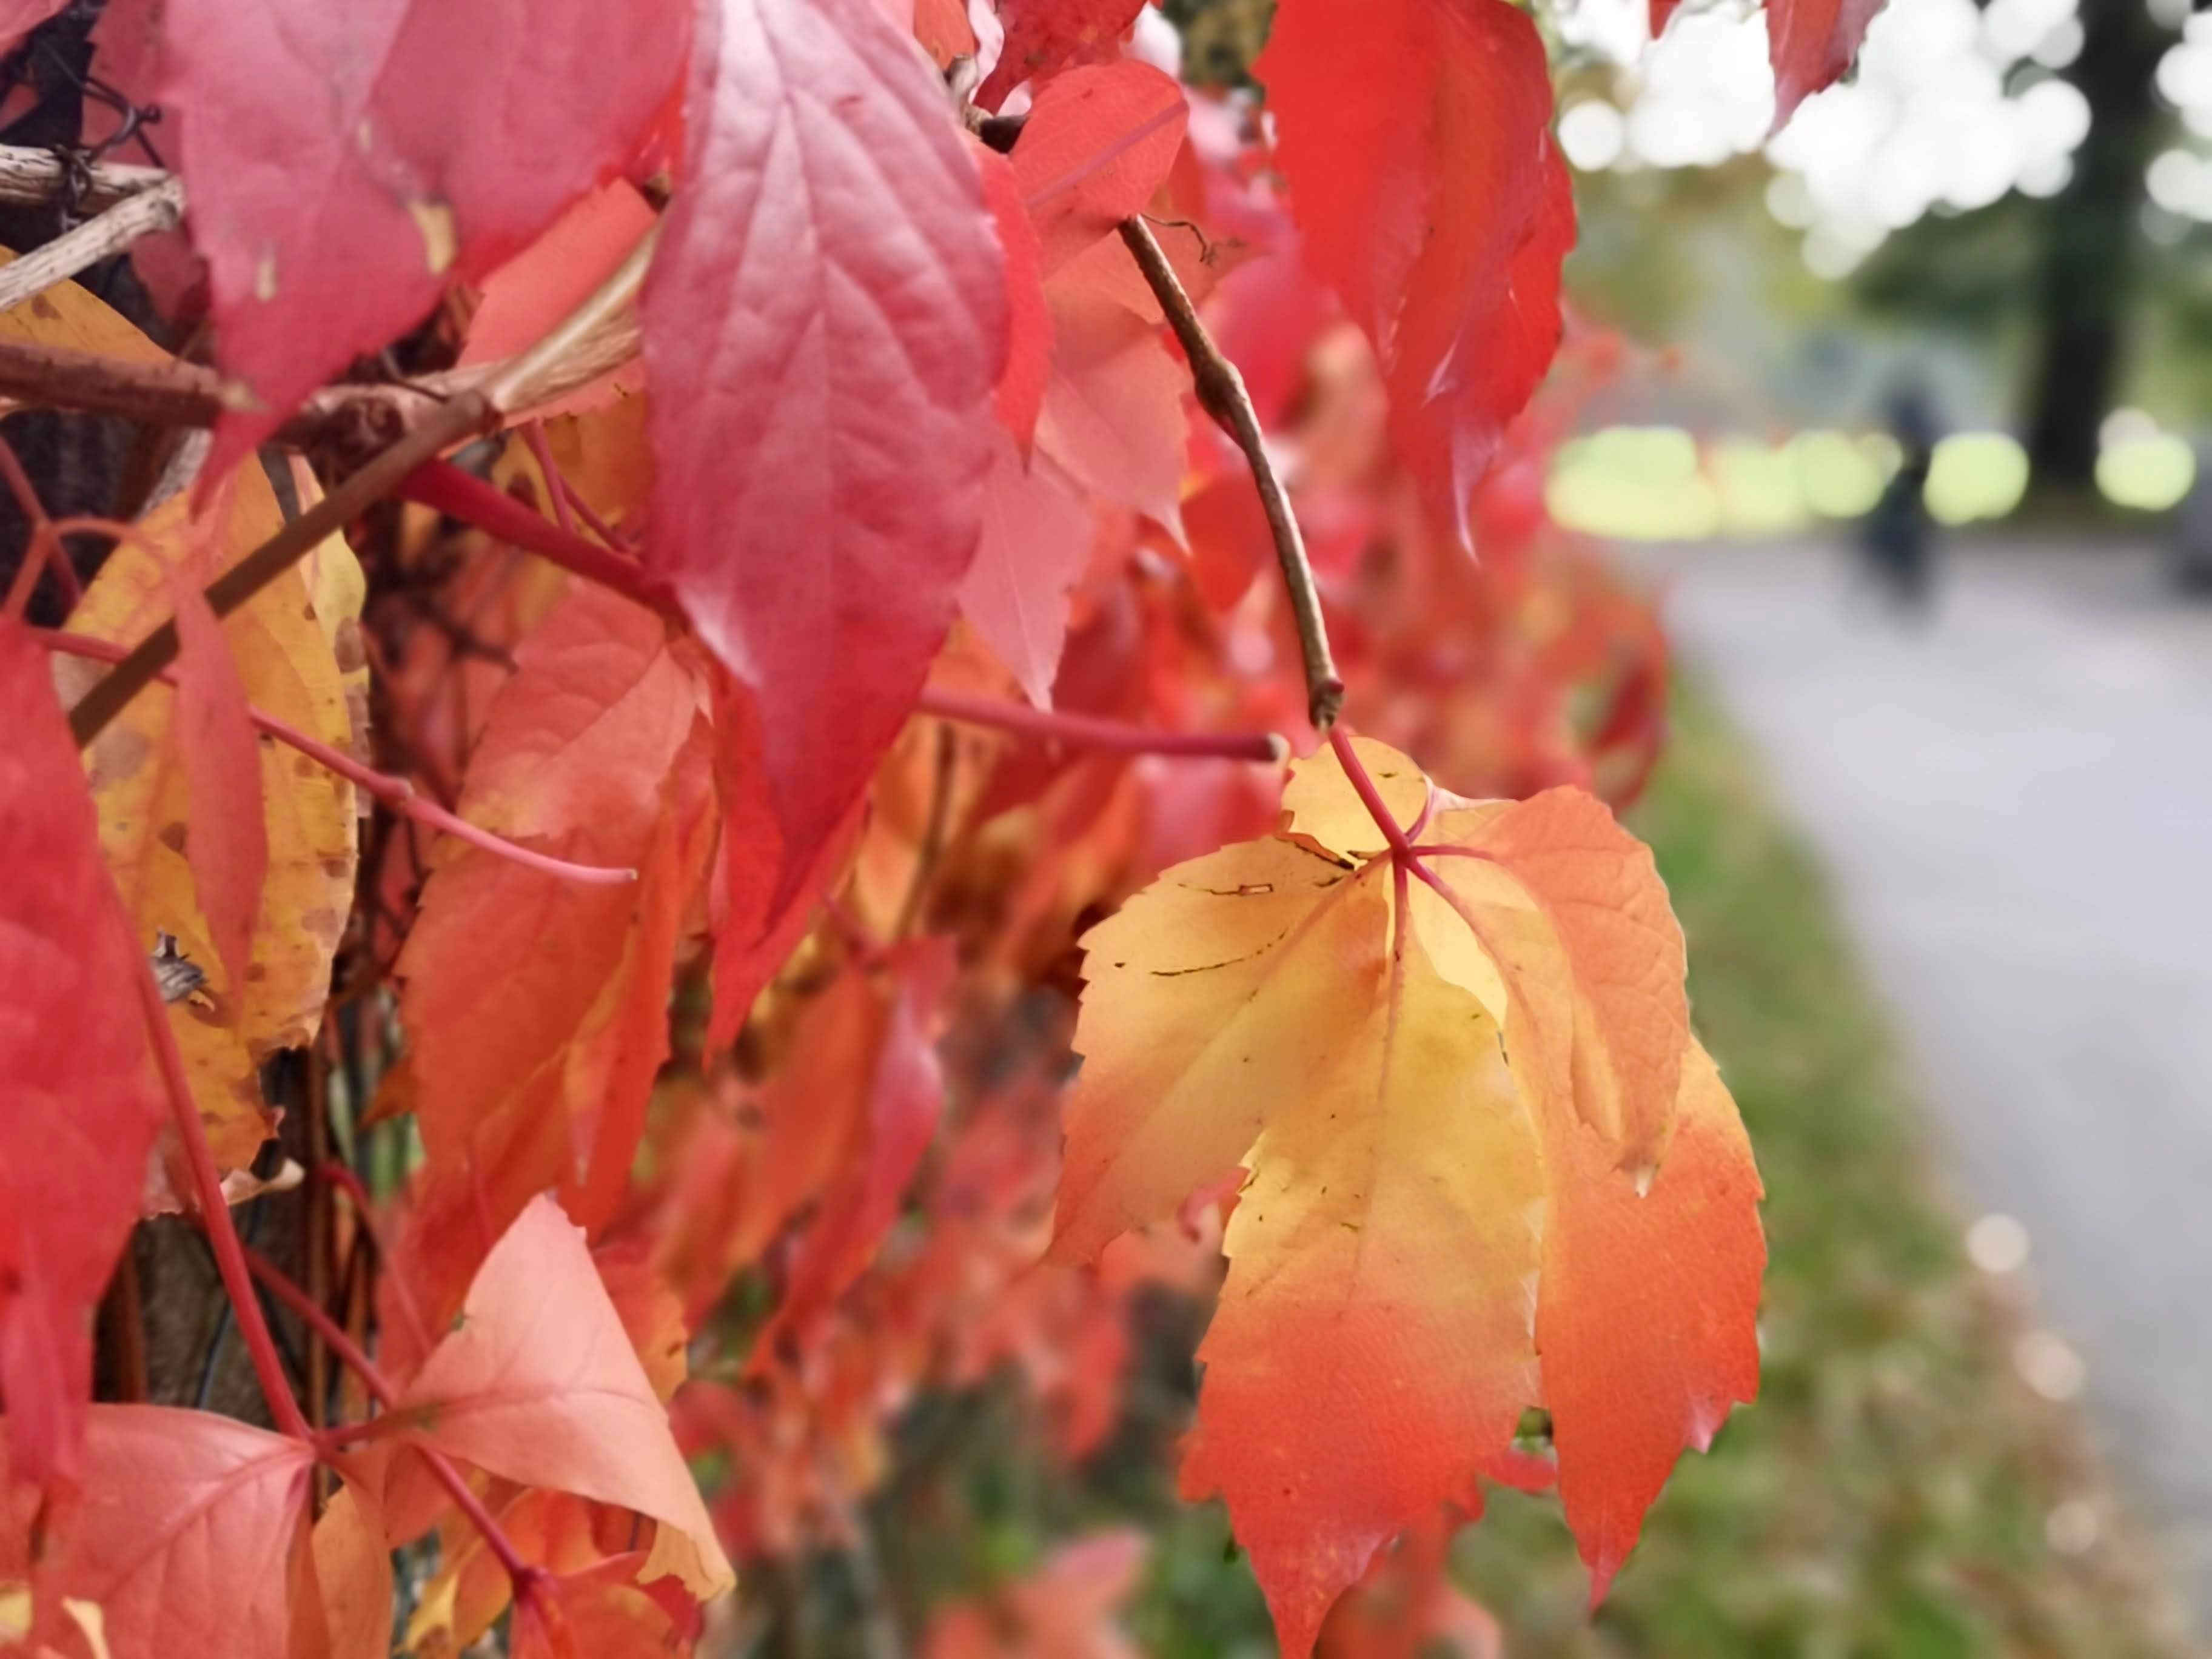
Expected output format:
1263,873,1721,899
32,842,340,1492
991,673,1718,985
1053,736,1759,1655
61,472,358,1184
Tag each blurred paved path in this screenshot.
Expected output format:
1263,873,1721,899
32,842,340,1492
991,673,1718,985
1638,538,2212,1627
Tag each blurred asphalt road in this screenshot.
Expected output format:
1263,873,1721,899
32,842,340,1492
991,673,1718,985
1638,537,2212,1629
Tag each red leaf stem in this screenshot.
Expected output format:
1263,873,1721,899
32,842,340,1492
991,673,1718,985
241,1244,546,1598
39,631,638,886
399,460,675,618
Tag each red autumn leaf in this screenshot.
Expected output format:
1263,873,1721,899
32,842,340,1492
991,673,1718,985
401,1488,610,1655
1317,1516,1500,1659
1056,738,1752,1654
0,2,66,57
977,0,1148,111
393,1194,736,1603
458,181,659,420
1765,0,1888,128
960,433,1098,706
131,0,686,477
664,947,948,1328
0,623,163,1491
168,563,268,996
1009,62,1189,278
977,145,1052,451
643,0,1007,898
0,1406,373,1658
922,1530,1150,1659
754,942,954,1353
914,0,980,69
593,1239,693,1405
512,1553,699,1659
1450,784,1689,1171
1538,1042,1764,1599
704,668,866,1049
398,583,709,1262
1258,0,1573,535
1035,284,1187,540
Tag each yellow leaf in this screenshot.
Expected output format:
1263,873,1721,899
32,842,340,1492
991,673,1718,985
1054,736,1755,1658
61,472,358,1182
287,455,372,779
0,247,170,366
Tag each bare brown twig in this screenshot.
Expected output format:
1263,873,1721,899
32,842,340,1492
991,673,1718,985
1117,215,1343,731
0,144,169,212
0,174,185,313
0,312,642,454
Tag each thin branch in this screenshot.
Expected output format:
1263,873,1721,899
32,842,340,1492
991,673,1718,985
398,460,674,617
0,144,169,212
240,1245,389,1407
41,631,637,885
1118,215,1343,732
915,685,1287,762
557,471,632,549
893,721,957,943
521,421,578,536
241,1246,549,1600
0,297,640,453
0,174,185,313
64,226,659,748
318,1161,433,1361
0,429,58,617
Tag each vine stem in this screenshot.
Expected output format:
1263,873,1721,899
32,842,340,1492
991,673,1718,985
64,225,661,749
128,943,313,1442
0,431,58,617
318,1162,433,1359
1117,216,1343,732
241,1245,545,1598
41,632,636,885
915,686,1285,762
397,460,675,617
521,422,578,536
1329,724,1415,860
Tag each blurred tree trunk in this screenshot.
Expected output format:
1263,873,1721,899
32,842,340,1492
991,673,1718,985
2022,0,2170,491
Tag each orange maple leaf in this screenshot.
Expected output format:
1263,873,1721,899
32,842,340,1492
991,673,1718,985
1051,735,1763,1654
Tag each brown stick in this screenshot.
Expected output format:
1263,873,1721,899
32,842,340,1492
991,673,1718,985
0,310,640,453
1118,216,1343,731
0,146,169,212
0,175,186,313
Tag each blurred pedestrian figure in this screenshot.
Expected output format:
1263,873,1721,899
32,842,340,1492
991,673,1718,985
2163,439,2212,595
1856,381,1940,617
